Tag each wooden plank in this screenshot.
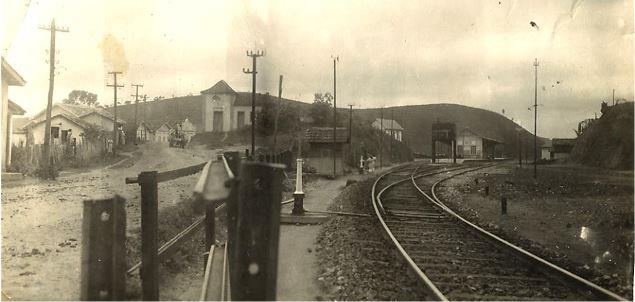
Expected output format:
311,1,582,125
80,195,126,300
156,162,206,183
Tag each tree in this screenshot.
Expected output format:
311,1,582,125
309,92,333,126
62,90,99,107
256,96,300,136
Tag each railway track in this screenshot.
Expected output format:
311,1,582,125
372,163,626,301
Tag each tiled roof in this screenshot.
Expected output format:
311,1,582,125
201,80,236,94
305,127,349,143
30,113,94,129
372,118,404,130
459,127,502,144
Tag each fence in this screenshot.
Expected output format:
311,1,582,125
11,141,105,168
80,150,286,301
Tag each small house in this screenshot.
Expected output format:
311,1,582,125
371,118,404,142
154,123,174,144
305,127,349,176
540,140,552,160
28,113,92,145
136,121,155,142
456,128,502,159
12,117,30,146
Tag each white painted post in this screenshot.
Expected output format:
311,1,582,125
294,158,303,194
292,158,305,215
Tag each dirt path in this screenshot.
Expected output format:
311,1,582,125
1,143,217,300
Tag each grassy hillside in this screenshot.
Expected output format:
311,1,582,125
568,102,633,170
351,103,546,158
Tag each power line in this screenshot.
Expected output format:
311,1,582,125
243,49,265,157
38,19,68,169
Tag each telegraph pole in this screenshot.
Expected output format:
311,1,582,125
39,19,68,169
390,107,394,162
131,83,143,144
332,56,338,178
107,72,124,155
380,107,383,169
243,49,265,157
273,75,283,154
533,58,539,179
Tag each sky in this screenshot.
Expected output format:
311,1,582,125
2,0,633,138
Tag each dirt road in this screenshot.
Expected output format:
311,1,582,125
1,143,218,300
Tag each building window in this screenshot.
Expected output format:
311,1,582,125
470,145,477,155
51,126,60,138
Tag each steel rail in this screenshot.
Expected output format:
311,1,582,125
421,165,627,301
371,165,448,301
199,244,216,301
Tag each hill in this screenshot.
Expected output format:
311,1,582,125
352,103,545,158
568,102,633,170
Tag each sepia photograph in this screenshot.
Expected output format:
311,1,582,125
1,0,633,300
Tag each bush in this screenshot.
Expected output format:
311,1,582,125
34,163,61,180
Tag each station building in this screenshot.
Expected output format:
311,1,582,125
456,128,502,159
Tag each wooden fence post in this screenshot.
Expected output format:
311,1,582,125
231,162,284,301
80,195,126,300
138,171,159,301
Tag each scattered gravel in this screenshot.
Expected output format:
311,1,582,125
316,177,429,300
437,164,633,299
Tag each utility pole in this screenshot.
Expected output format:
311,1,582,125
107,72,124,155
612,89,615,106
131,84,143,144
533,58,539,179
380,107,383,169
348,104,354,167
273,75,283,154
243,49,265,157
39,19,68,169
390,107,394,162
332,55,338,178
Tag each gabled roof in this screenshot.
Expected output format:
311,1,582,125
1,57,26,86
12,117,30,133
201,80,236,95
8,100,26,115
79,108,126,124
458,127,502,144
155,122,174,132
372,118,404,130
305,127,349,143
29,113,94,130
33,103,126,124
